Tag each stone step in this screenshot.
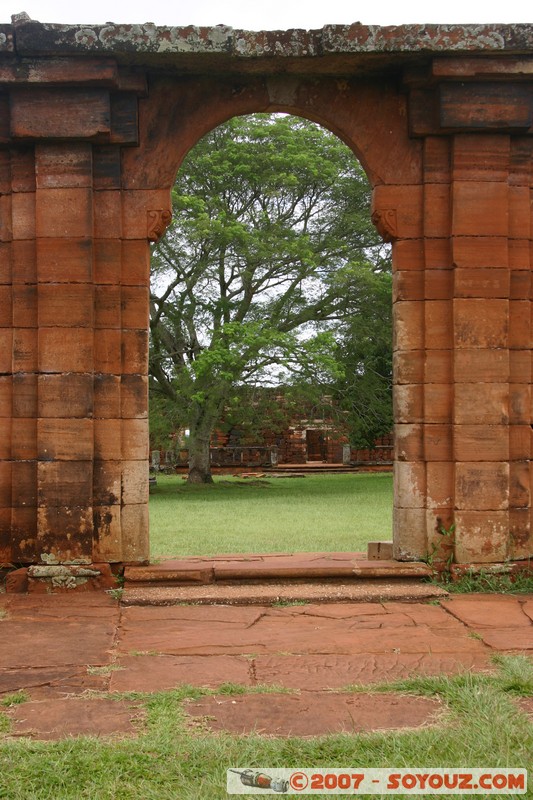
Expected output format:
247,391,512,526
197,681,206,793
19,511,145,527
121,579,446,606
124,553,432,587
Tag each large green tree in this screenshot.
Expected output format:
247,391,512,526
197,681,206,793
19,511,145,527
149,114,389,482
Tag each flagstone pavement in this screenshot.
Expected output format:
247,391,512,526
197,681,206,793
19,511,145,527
0,592,532,739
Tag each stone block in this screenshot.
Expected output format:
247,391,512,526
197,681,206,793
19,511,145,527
426,461,454,509
39,327,93,372
509,509,531,560
11,148,36,192
424,300,452,349
93,190,122,238
393,349,424,385
424,238,452,269
38,374,93,418
452,133,510,182
509,425,531,461
12,372,38,418
11,460,37,507
93,145,121,190
372,184,423,239
121,375,148,418
508,300,530,348
94,419,122,460
455,462,509,511
94,285,121,329
10,88,110,140
454,348,509,383
454,425,509,461
0,376,12,417
367,541,393,560
509,185,531,238
424,270,453,300
392,507,427,560
0,329,12,374
94,328,122,374
38,284,93,327
13,328,38,372
452,181,508,237
0,418,10,458
510,269,530,299
394,461,425,508
93,374,121,418
11,240,36,284
94,239,121,284
510,461,530,508
121,330,148,374
423,383,453,423
37,462,93,507
454,383,508,425
5,567,28,593
423,183,450,237
453,299,508,348
509,239,529,269
122,460,149,505
0,461,11,506
391,239,425,271
36,188,93,239
394,424,423,462
93,460,121,506
121,503,149,563
37,238,92,283
393,301,424,351
509,384,530,424
424,423,453,461
11,192,35,240
0,285,11,326
393,383,423,423
121,189,172,240
11,417,37,459
92,506,122,562
121,286,148,329
37,418,94,461
0,242,12,283
0,195,12,242
121,239,150,285
424,350,452,384
452,236,508,268
121,418,148,460
454,510,509,563
36,506,93,562
35,142,93,189
510,350,532,383
424,136,451,183
454,268,509,298
12,284,37,327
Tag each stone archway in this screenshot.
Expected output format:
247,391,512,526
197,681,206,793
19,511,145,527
1,16,533,567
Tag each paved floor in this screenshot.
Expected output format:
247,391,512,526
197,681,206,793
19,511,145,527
0,591,532,738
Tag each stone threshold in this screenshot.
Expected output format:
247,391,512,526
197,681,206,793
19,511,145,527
124,552,433,587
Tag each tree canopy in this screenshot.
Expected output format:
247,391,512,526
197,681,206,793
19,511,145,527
149,113,391,481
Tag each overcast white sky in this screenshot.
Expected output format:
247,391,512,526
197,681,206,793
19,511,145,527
3,0,531,30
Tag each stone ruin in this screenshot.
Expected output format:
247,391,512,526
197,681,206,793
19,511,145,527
1,15,533,568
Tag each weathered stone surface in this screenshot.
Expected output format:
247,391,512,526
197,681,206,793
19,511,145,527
184,691,442,737
6,698,142,739
441,594,532,628
111,654,252,692
253,653,492,689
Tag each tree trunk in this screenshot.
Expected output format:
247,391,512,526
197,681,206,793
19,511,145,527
187,426,214,484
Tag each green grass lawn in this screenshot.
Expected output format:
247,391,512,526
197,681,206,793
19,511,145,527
149,472,392,558
1,655,531,799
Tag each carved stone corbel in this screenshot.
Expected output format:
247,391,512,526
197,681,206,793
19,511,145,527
371,208,398,243
147,208,172,242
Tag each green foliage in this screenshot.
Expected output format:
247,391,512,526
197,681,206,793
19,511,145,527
149,114,391,475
